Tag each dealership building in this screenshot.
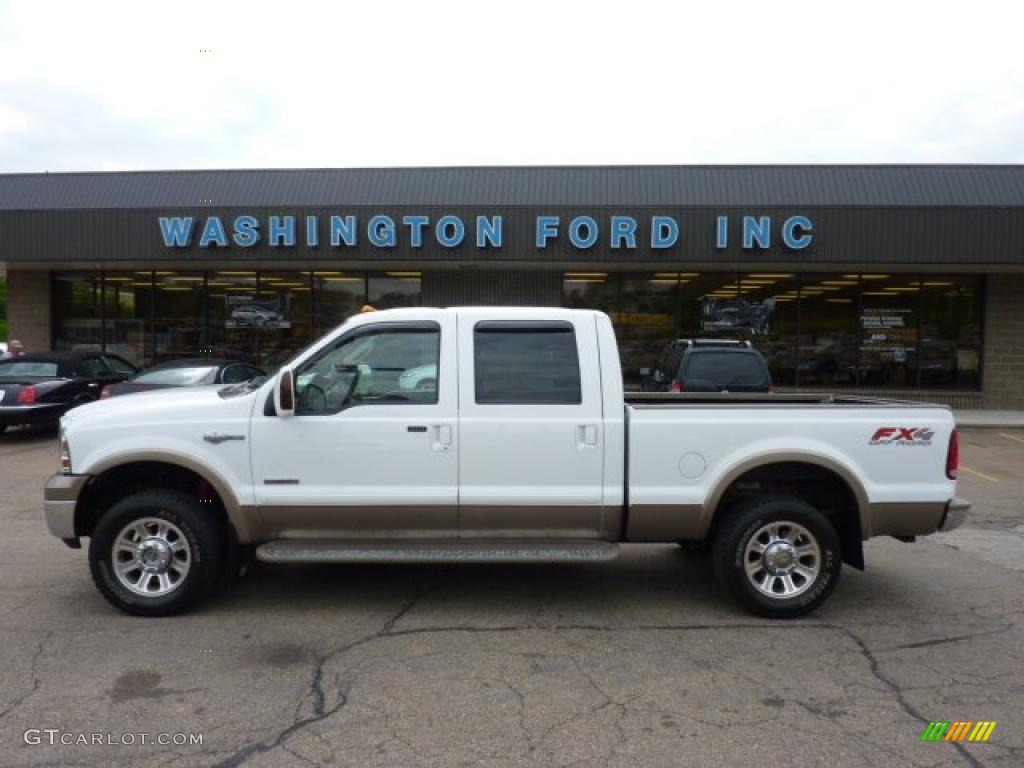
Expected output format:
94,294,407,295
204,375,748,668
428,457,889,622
1,165,1023,408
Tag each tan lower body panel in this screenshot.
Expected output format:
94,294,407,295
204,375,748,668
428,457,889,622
867,502,946,537
250,504,607,541
625,504,705,541
458,505,604,539
253,505,458,540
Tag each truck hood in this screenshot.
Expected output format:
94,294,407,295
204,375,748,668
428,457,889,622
61,384,258,432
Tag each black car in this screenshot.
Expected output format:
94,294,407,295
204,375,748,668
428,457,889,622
644,339,773,393
102,358,266,398
0,351,138,432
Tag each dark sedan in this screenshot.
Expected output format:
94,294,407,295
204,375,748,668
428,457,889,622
101,358,265,398
0,351,138,432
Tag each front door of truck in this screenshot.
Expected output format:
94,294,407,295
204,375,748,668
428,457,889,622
250,316,458,537
456,311,605,537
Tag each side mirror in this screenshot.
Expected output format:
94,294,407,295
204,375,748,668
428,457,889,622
274,367,295,417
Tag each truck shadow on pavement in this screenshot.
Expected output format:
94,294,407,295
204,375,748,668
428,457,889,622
212,547,737,620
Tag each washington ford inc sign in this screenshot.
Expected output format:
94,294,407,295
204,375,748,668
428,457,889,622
158,213,814,251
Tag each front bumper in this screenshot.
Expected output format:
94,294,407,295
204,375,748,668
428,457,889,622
43,473,90,542
939,497,971,532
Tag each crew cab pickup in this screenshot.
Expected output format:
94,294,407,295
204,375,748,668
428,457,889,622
44,307,970,618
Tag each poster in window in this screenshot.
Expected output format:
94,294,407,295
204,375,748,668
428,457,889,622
226,294,291,329
701,298,776,335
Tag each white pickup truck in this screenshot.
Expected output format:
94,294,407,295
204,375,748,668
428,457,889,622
44,307,969,619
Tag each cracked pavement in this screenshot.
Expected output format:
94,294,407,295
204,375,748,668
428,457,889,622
0,426,1022,767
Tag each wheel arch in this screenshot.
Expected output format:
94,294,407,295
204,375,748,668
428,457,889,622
705,453,868,570
75,453,250,542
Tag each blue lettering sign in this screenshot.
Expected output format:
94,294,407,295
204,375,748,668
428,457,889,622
651,216,679,248
199,216,229,248
477,215,503,248
569,216,598,249
436,215,466,248
233,215,260,247
159,216,195,247
306,215,319,247
743,216,771,249
716,216,728,249
330,215,357,247
782,215,813,249
268,215,296,247
536,216,560,248
368,215,396,247
610,216,637,249
403,216,430,247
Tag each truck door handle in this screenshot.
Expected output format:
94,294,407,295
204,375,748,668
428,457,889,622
432,424,452,452
576,425,598,448
407,425,428,433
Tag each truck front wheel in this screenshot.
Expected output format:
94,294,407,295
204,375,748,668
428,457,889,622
712,494,841,619
88,489,224,616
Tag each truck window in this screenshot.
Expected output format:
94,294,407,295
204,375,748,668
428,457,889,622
473,322,582,405
293,324,440,413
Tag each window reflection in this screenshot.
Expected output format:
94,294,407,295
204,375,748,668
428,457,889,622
257,272,312,369
369,272,422,309
104,272,150,366
53,272,103,353
559,271,984,391
154,271,205,363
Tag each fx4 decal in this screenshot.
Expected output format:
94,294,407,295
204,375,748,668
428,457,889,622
869,427,935,446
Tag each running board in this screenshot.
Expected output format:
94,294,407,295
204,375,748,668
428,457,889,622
255,539,620,564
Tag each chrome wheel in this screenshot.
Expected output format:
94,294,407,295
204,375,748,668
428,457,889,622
112,517,192,597
743,521,821,599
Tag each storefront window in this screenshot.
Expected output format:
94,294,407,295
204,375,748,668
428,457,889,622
616,273,682,385
738,273,800,386
154,271,206,363
798,274,861,386
104,271,151,366
919,275,983,389
315,272,366,334
368,272,422,309
205,271,258,363
53,272,103,352
257,271,312,369
858,275,919,387
560,271,985,391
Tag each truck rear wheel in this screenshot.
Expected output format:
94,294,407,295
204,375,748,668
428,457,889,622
712,494,841,619
88,489,224,616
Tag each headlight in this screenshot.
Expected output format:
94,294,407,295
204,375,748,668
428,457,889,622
59,426,72,474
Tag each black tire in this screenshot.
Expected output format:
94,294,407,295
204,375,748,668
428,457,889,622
89,489,224,616
712,494,841,619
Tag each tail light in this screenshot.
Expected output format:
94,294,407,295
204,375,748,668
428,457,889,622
100,386,112,399
946,429,960,480
16,385,37,404
669,380,683,392
768,385,778,393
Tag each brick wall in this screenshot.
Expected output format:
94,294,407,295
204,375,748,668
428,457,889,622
6,269,51,354
982,273,1024,409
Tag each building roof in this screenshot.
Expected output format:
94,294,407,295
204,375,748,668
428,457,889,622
0,165,1023,210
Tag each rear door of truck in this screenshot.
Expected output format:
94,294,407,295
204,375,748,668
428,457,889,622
456,310,605,536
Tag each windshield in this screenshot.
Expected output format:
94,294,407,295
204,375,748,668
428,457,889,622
0,361,58,377
133,366,217,386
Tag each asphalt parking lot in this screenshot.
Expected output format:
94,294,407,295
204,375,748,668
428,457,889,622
0,427,1021,767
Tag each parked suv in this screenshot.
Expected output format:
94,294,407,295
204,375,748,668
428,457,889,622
645,339,773,392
